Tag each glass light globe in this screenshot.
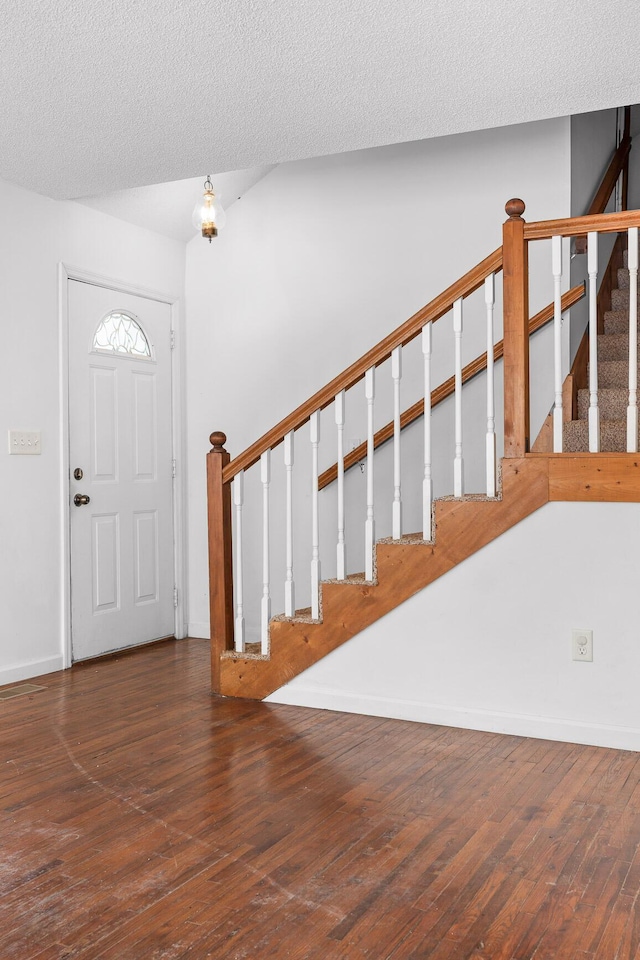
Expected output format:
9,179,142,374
192,179,226,241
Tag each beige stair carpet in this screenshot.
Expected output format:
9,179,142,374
564,249,639,453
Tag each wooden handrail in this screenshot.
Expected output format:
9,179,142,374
317,283,586,490
222,246,503,483
588,136,631,218
524,206,640,242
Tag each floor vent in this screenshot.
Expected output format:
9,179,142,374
0,683,47,701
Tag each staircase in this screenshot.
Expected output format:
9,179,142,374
208,175,640,702
564,242,639,451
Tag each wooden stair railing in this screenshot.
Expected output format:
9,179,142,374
207,246,502,689
318,283,586,491
504,202,640,457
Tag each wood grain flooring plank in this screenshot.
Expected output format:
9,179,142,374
582,859,633,954
519,900,594,960
461,878,541,960
593,892,639,960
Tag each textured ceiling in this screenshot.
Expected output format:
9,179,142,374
2,0,640,200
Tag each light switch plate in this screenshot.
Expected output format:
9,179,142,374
8,430,42,455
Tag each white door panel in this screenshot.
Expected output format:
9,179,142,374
69,281,175,660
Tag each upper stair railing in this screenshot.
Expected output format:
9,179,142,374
316,109,634,487
503,202,640,455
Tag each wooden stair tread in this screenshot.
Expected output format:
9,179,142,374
321,572,370,584
436,493,501,503
376,533,430,545
271,606,320,625
221,643,267,661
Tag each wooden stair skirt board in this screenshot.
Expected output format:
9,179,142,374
218,454,640,701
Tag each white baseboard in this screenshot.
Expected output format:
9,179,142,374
0,655,65,689
266,685,640,753
188,621,210,639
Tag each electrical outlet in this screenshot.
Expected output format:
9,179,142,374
8,430,42,455
572,629,593,662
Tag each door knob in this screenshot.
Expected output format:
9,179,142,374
74,493,91,506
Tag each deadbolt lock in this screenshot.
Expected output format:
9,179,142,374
73,467,83,480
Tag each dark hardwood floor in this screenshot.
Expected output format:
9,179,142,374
2,638,640,958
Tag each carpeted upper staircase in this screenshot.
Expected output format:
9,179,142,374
564,247,638,451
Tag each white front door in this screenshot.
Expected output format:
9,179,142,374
68,280,175,661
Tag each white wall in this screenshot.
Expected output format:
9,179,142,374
268,502,640,752
185,117,572,639
570,108,619,218
0,179,185,685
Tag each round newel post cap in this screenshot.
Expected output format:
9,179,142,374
505,198,526,220
209,431,227,450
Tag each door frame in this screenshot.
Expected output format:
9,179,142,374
58,263,187,668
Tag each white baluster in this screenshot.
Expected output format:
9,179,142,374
422,323,432,539
485,275,496,496
310,411,321,619
335,391,346,580
391,346,402,540
260,450,271,654
453,298,464,497
627,227,639,452
365,368,376,581
552,236,564,452
588,232,600,452
284,431,295,616
233,470,245,652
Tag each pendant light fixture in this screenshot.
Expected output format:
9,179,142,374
192,176,226,241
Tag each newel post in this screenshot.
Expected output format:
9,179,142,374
502,199,530,457
207,431,234,692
